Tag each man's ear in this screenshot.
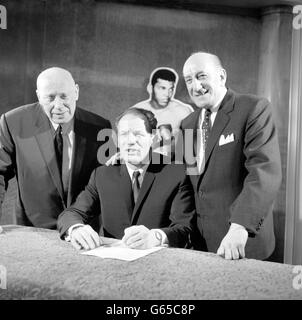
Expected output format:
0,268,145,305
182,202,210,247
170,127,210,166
36,89,40,101
75,84,79,101
220,69,227,86
147,83,153,97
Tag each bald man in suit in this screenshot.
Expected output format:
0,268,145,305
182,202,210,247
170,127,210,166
180,52,282,260
0,67,111,229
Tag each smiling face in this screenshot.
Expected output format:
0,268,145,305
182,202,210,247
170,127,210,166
152,78,174,108
183,53,227,109
117,114,154,167
36,68,79,124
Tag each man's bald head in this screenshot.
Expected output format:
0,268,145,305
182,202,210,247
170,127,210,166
36,67,79,124
183,52,223,74
183,52,227,109
36,67,76,90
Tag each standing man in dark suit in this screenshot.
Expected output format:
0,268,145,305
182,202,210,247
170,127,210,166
57,108,195,250
180,52,282,260
0,67,111,229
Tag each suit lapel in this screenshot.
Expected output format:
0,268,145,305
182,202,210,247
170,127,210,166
131,165,156,224
118,165,135,221
34,104,64,201
204,89,236,165
67,110,87,206
204,111,230,165
197,89,236,188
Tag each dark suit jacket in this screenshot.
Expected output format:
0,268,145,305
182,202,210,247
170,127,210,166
57,160,195,248
180,89,282,259
0,102,111,229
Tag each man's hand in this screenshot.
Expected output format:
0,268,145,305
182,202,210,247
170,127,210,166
105,152,120,166
217,223,248,260
70,225,101,250
122,225,160,249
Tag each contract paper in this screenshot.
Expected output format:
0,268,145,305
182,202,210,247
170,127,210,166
81,236,164,261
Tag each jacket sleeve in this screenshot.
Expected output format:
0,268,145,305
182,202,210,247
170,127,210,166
57,169,100,238
229,99,282,234
0,114,16,208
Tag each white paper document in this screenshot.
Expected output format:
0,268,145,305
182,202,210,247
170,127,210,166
81,236,164,261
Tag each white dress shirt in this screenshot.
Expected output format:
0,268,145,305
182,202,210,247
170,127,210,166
197,108,218,174
125,163,148,189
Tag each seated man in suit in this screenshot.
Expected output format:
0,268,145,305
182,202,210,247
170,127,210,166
57,108,195,250
0,67,111,229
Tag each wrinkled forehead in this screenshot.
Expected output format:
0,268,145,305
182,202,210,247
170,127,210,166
183,55,217,77
118,114,148,132
37,77,76,94
37,71,75,91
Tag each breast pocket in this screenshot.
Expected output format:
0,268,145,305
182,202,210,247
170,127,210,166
215,139,239,153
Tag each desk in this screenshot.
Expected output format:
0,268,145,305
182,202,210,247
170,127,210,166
0,225,301,300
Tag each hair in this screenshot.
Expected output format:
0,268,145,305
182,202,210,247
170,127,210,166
115,108,158,134
151,68,177,87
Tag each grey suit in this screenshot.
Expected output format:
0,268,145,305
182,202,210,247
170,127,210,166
181,89,282,259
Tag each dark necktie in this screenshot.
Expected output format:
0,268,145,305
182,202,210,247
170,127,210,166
202,109,212,150
54,125,63,176
132,171,141,204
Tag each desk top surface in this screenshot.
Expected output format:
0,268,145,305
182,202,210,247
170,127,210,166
0,225,301,300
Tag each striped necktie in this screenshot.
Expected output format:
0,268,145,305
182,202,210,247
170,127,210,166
202,109,212,150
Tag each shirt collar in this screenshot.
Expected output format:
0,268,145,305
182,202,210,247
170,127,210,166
125,161,149,181
50,118,74,135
